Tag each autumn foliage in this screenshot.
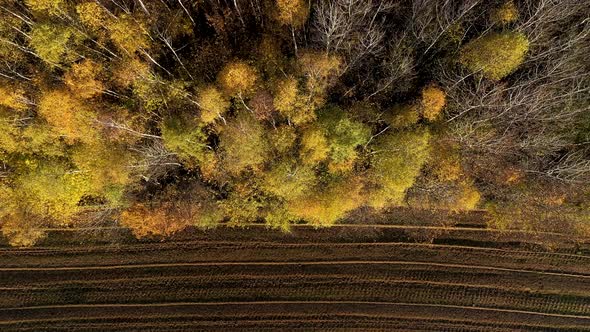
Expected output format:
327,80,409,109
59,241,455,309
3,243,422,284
460,31,529,80
0,0,587,246
420,85,446,121
218,61,259,96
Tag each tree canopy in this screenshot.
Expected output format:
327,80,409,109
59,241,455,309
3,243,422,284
0,0,588,246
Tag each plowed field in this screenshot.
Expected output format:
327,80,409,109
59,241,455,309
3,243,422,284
1,219,589,331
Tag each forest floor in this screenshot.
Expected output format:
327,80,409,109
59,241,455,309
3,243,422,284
1,209,589,331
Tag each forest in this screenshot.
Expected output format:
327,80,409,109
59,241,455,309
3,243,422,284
0,0,588,246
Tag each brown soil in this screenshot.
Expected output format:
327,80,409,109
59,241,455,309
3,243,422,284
1,221,589,331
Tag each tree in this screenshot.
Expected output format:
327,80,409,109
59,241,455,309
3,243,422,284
13,161,94,224
220,180,267,224
25,0,66,16
491,1,518,25
0,12,25,63
485,181,590,236
64,59,105,99
112,56,151,89
454,181,481,211
420,85,446,121
298,52,342,97
37,90,98,144
410,0,480,54
428,143,462,182
0,117,19,154
197,85,230,124
120,203,188,238
300,125,330,165
76,2,109,34
459,31,529,80
260,160,316,201
255,35,286,78
385,104,420,129
287,176,364,226
29,23,83,65
273,52,344,125
71,140,133,207
108,14,150,55
408,179,481,212
121,184,222,238
0,86,27,111
263,201,296,232
312,0,392,70
128,140,180,181
218,112,269,174
367,128,431,208
20,122,67,157
273,77,315,124
407,138,482,213
268,125,297,155
317,106,371,173
217,60,258,97
160,116,213,169
275,0,309,55
135,78,190,114
367,35,418,99
275,0,309,28
249,90,276,121
1,211,47,247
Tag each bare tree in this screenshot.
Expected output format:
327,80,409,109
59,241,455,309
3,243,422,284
129,141,182,182
366,32,418,99
312,0,394,73
439,0,590,184
410,0,481,55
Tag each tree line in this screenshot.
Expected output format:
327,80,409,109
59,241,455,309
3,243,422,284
0,0,588,246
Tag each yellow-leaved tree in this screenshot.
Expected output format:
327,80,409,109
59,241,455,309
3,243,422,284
37,90,98,144
260,160,317,201
71,140,133,207
0,214,47,247
0,15,24,63
385,104,420,129
491,1,519,25
29,23,84,65
218,60,259,97
298,51,342,108
10,161,95,225
25,0,66,16
273,77,316,125
300,125,330,165
108,14,150,55
271,52,342,124
218,112,270,174
275,0,309,56
460,31,529,80
268,125,297,154
420,85,446,121
273,76,316,124
76,2,110,34
64,59,105,99
160,116,215,170
367,128,432,208
287,176,364,226
275,0,309,28
316,106,371,173
121,185,222,238
0,86,27,112
197,85,230,123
